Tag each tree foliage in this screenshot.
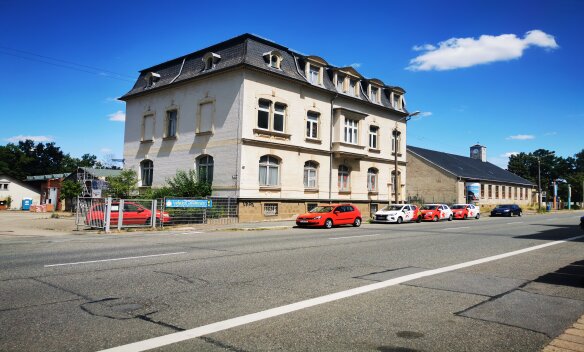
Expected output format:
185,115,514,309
166,169,212,197
508,148,584,204
105,169,138,198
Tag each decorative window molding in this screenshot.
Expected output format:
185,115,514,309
306,111,319,139
256,99,288,136
305,62,323,85
303,161,318,189
202,52,221,71
369,125,379,149
197,98,215,135
344,118,359,145
164,108,178,139
141,113,155,142
259,155,280,187
335,74,345,92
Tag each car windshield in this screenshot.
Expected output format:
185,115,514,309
497,205,512,209
309,206,333,213
421,205,439,210
381,205,403,211
451,205,465,209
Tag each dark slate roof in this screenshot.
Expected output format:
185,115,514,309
25,173,70,181
407,146,535,186
120,34,409,115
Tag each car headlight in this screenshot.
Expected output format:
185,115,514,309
314,216,322,220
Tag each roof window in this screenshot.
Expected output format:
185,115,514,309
144,72,161,88
263,51,283,69
202,52,221,71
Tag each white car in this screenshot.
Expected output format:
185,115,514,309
451,204,480,220
420,204,453,222
374,204,420,224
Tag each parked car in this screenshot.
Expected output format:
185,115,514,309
420,204,453,222
451,204,481,220
490,204,522,217
296,204,362,229
86,201,171,227
373,204,422,224
579,215,583,231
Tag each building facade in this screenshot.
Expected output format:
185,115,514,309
406,145,536,206
121,34,414,221
0,175,41,210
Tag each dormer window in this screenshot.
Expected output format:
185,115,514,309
336,74,345,92
144,72,161,88
348,79,356,96
392,93,402,110
263,51,282,69
369,86,380,103
202,52,221,71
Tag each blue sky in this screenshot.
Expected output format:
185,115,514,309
1,0,582,168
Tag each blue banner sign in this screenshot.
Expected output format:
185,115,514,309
165,199,212,208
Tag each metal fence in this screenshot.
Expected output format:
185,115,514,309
161,197,238,227
76,197,107,230
76,197,162,231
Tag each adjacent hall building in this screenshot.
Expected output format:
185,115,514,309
121,34,415,221
406,145,536,206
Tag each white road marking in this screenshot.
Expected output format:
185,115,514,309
329,234,381,240
506,222,524,225
98,233,584,352
442,227,470,231
44,252,187,267
545,218,556,221
180,232,203,235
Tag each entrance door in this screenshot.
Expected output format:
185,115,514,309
49,188,58,206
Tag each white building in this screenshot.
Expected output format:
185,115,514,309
121,34,415,221
0,175,41,210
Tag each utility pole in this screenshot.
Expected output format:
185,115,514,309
393,111,420,204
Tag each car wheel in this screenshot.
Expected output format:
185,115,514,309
518,211,522,217
448,214,453,221
144,217,152,225
397,216,403,224
476,213,480,219
416,215,422,223
353,218,361,227
324,219,333,229
463,214,468,220
433,216,438,222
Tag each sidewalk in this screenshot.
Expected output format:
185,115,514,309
544,315,584,351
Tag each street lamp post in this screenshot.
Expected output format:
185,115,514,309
536,151,554,211
393,111,420,204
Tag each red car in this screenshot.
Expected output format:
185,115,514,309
86,201,171,227
296,204,362,229
420,204,453,222
451,204,481,220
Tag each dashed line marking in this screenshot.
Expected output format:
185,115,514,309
442,227,470,231
329,234,381,240
44,252,187,267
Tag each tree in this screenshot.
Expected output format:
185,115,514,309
60,180,83,211
105,169,138,198
166,169,212,197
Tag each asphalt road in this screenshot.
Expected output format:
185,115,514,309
1,212,584,351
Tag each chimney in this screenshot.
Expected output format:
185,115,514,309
470,144,486,162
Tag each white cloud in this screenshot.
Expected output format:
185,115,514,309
506,134,535,140
420,112,433,117
350,63,362,68
412,44,436,51
407,30,558,71
5,135,54,143
108,110,125,122
503,152,519,158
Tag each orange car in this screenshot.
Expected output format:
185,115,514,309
296,204,362,229
420,204,453,222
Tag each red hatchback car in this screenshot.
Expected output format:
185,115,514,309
296,204,362,229
86,201,171,227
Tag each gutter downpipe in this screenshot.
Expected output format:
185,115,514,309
329,93,338,203
170,58,186,84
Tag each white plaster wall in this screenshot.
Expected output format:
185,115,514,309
0,177,41,210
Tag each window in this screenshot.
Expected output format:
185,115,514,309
369,126,378,149
303,161,318,188
0,183,8,190
336,75,345,92
274,103,285,132
514,187,518,199
502,186,506,198
367,168,378,192
370,86,379,103
258,99,270,130
481,184,485,198
257,99,287,133
508,186,512,198
259,155,279,187
488,185,492,198
166,110,177,138
142,114,154,141
306,111,319,139
140,160,153,187
344,118,358,144
198,101,213,133
263,203,278,216
520,188,523,200
495,185,499,199
196,155,214,184
338,165,350,192
308,65,320,85
307,203,318,212
144,72,160,87
202,52,221,70
348,80,356,96
393,93,402,110
264,51,282,69
392,131,401,153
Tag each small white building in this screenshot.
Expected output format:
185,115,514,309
0,175,41,210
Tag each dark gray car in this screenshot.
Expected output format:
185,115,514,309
490,204,522,217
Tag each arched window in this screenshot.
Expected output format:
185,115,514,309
140,160,153,187
259,155,279,186
391,170,401,196
196,155,214,184
367,168,378,192
338,165,350,192
303,161,318,188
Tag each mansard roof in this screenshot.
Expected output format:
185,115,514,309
120,33,409,115
407,146,535,186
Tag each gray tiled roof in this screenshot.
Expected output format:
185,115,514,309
407,146,535,186
121,34,409,115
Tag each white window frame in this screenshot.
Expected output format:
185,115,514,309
393,93,402,110
140,160,154,187
306,111,319,139
369,125,378,149
344,118,358,145
370,86,379,103
303,161,318,189
257,99,287,133
338,165,350,192
336,74,345,92
308,64,321,85
165,109,178,138
263,203,278,216
367,168,378,192
259,155,280,187
142,113,155,142
392,131,401,153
